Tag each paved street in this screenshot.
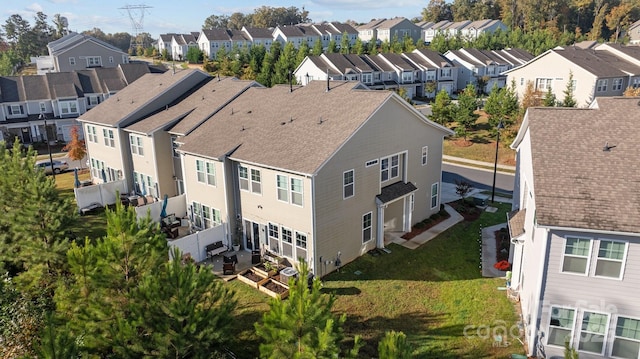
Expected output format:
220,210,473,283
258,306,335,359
442,162,514,195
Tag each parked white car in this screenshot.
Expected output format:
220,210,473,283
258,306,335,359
35,159,69,174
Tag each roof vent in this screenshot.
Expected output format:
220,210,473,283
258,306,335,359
241,125,245,131
281,121,286,125
603,142,616,152
318,117,325,124
165,105,169,110
117,98,120,102
130,99,134,104
247,110,252,114
289,117,294,123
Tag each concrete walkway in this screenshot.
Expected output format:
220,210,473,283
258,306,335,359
482,223,509,278
384,204,463,249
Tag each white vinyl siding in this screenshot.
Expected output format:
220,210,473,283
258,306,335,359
612,316,640,359
343,170,354,199
547,307,576,347
561,236,592,275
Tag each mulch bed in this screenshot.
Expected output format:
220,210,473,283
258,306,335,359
401,205,450,240
494,227,510,262
448,199,482,221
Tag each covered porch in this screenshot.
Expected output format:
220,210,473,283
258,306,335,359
375,181,418,249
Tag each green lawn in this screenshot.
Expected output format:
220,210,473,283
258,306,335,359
55,170,108,240
226,203,524,358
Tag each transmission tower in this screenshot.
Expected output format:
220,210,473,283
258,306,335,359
119,4,153,52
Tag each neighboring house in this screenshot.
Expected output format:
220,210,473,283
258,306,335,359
78,68,210,187
595,43,640,70
41,32,129,73
176,80,452,275
407,48,458,96
356,18,386,43
445,48,529,92
294,50,458,98
508,97,640,359
422,20,451,44
157,34,175,55
627,19,640,45
459,19,507,40
170,33,198,61
504,46,640,107
0,63,154,144
198,29,232,59
241,27,273,52
374,18,423,44
273,25,306,48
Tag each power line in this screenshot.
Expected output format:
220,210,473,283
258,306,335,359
119,4,153,51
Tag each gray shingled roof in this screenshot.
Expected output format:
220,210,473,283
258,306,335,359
242,27,274,39
554,47,633,77
277,25,305,37
179,81,403,174
508,209,526,238
202,29,231,41
119,62,153,84
380,52,419,71
79,69,207,126
331,22,358,35
377,181,418,203
521,97,640,233
413,48,455,68
0,77,24,102
45,72,82,98
48,32,126,55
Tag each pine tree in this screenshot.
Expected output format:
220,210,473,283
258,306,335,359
453,84,479,141
327,39,337,53
561,71,577,107
340,31,350,54
311,38,323,56
255,261,361,359
429,89,453,125
273,41,297,85
61,125,86,168
296,41,310,65
543,86,557,107
0,140,76,295
256,51,275,87
128,247,237,358
353,37,365,55
484,83,519,129
378,331,412,359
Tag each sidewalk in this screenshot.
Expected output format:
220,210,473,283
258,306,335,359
384,204,463,249
443,155,515,173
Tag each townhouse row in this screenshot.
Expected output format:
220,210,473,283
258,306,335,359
78,68,453,276
0,62,159,145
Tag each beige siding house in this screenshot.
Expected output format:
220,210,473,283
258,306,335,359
178,81,452,275
509,97,640,358
505,46,640,107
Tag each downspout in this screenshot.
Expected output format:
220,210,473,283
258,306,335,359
529,228,551,356
311,174,318,275
221,157,231,248
376,198,385,249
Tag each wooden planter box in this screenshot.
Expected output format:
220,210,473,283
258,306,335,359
237,268,268,289
253,263,278,278
259,278,289,299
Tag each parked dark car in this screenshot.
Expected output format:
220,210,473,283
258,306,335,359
35,159,69,174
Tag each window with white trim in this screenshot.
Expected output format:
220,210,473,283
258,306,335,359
69,57,75,65
171,135,179,157
251,169,261,194
536,78,553,91
109,56,114,63
613,78,623,91
597,79,608,92
130,135,144,156
269,223,279,240
206,162,216,186
612,316,640,358
595,240,627,279
431,183,439,209
282,228,292,244
103,129,114,147
88,95,100,106
440,68,451,77
239,166,249,191
9,105,22,115
192,202,202,228
212,208,221,226
202,204,212,228
87,125,97,143
196,160,206,183
86,56,101,67
291,178,303,206
362,212,372,243
277,175,288,202
295,231,307,249
59,100,78,115
422,146,428,166
547,307,575,347
39,102,46,113
381,154,399,182
343,170,354,199
562,236,592,275
578,311,609,354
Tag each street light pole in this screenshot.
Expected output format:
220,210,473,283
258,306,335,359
39,113,55,181
491,121,504,203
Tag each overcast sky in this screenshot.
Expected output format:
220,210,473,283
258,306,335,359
4,1,426,37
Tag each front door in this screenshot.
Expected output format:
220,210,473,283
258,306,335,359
244,220,261,251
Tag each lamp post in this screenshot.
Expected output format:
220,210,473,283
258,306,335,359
491,120,504,203
39,113,56,181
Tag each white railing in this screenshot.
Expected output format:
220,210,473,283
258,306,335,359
167,225,227,262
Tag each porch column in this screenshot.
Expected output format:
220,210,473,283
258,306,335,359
376,203,385,249
403,196,412,232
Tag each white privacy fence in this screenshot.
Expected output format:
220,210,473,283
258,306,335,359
74,180,127,209
134,194,188,222
167,225,228,262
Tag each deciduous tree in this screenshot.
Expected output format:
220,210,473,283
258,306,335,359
378,331,412,359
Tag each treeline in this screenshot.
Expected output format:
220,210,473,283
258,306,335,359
422,0,639,44
202,6,311,30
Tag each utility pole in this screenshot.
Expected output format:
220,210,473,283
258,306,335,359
119,4,153,53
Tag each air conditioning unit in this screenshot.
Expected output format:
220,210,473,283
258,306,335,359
279,267,298,284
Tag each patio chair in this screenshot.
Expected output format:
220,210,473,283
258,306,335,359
222,262,235,275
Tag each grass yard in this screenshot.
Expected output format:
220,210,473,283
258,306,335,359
226,203,524,358
443,113,517,167
55,170,108,240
